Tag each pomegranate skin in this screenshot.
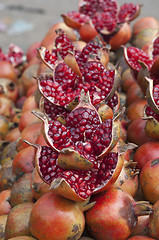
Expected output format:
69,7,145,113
85,188,137,240
29,191,87,240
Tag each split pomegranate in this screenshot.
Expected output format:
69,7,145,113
38,31,119,110
62,0,140,48
28,90,123,201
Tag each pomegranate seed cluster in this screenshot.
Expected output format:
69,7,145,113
39,32,118,107
43,99,69,120
38,145,118,199
0,44,24,67
126,47,153,71
153,36,159,59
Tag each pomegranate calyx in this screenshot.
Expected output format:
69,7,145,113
145,77,159,115
76,196,96,211
117,142,138,156
133,201,153,217
57,147,93,170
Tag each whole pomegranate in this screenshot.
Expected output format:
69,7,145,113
29,191,95,240
133,141,159,169
148,199,159,239
85,187,153,240
4,202,34,239
140,158,159,204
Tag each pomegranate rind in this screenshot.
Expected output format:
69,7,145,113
50,177,86,201
145,77,159,115
61,11,91,29
57,148,94,170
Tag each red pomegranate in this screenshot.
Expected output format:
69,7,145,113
133,141,159,169
148,199,159,239
140,158,159,204
29,191,94,240
4,202,34,239
85,187,153,240
30,168,50,200
9,173,34,207
0,189,11,215
132,17,159,37
12,146,35,176
127,118,153,147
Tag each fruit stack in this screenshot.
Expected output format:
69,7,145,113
0,0,159,240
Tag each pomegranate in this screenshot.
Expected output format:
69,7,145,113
143,79,159,140
133,141,159,170
20,63,39,94
0,215,8,240
114,160,139,197
63,0,140,48
121,68,136,93
126,82,144,106
127,118,153,146
4,127,21,142
18,108,42,132
28,89,123,201
0,189,11,215
4,202,34,239
140,158,159,204
109,22,132,50
30,168,50,200
85,187,153,240
0,96,15,119
12,146,35,176
126,99,147,122
0,115,9,140
148,199,159,239
29,191,95,240
0,78,18,103
132,17,159,37
26,41,41,62
38,31,120,112
131,215,150,237
0,61,17,81
9,173,34,207
16,121,43,152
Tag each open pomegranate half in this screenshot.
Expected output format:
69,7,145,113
37,30,120,115
123,38,159,94
62,0,141,44
25,90,125,201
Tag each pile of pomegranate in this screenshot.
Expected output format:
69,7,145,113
0,0,159,239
